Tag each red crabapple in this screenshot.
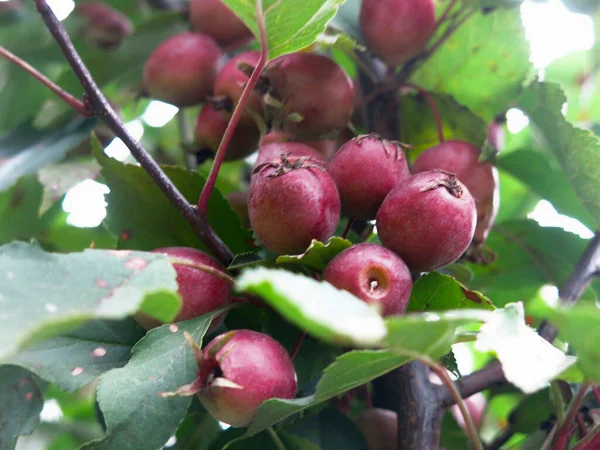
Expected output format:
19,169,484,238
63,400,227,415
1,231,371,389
323,244,412,316
135,247,232,331
360,0,436,67
75,2,133,49
411,140,499,244
143,32,222,107
167,330,297,427
254,141,329,170
249,154,340,255
189,0,252,46
194,104,259,161
264,53,354,136
376,170,477,272
328,134,411,219
354,408,397,450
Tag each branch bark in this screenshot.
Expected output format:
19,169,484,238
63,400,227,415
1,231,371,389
34,0,234,265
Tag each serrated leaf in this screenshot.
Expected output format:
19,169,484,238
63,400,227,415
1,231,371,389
0,118,96,190
475,302,576,393
399,92,488,155
441,350,461,379
412,8,531,121
0,365,44,450
9,319,144,392
93,140,252,255
236,268,387,347
529,300,600,382
408,272,494,312
0,242,180,362
222,0,346,59
81,313,222,450
0,176,43,246
276,237,352,271
516,81,600,227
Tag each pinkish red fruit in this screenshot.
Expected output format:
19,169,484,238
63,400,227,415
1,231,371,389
329,134,411,219
194,104,259,160
75,2,133,49
136,247,232,330
360,0,436,67
249,155,340,255
195,330,296,427
260,130,339,160
411,140,499,244
143,32,222,107
354,408,397,450
214,50,263,118
254,141,329,170
376,170,477,272
323,244,412,316
451,392,486,431
265,53,354,136
189,0,252,46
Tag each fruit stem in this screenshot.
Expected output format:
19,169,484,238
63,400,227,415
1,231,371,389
197,0,269,217
403,83,444,143
593,386,600,405
342,218,355,239
571,423,600,450
0,45,92,117
34,0,234,265
419,357,484,450
552,384,591,450
290,331,306,361
267,427,287,450
177,109,197,170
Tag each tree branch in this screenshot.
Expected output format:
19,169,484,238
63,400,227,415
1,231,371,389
34,0,234,265
438,230,600,406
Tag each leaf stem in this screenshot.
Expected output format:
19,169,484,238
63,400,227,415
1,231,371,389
290,331,306,361
342,218,355,240
551,381,567,425
571,423,600,450
403,82,444,143
420,357,483,450
552,384,591,450
197,0,268,216
0,45,92,117
34,0,234,265
267,427,287,450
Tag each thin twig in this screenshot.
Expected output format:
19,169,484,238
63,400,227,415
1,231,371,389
421,357,484,450
290,331,306,361
267,427,287,450
342,218,355,240
197,0,268,216
0,45,92,117
552,384,591,450
403,82,444,143
571,423,600,450
34,0,234,265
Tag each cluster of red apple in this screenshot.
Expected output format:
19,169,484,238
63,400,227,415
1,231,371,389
134,0,499,433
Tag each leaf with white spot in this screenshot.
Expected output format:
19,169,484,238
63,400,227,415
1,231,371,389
9,319,145,392
0,242,181,362
475,302,576,393
236,268,387,347
81,313,220,450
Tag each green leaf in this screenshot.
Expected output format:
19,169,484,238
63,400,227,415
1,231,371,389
469,219,596,306
516,81,600,228
276,237,353,271
81,313,222,450
399,92,488,156
475,303,576,393
94,142,252,255
412,8,531,121
508,388,553,434
0,118,96,190
236,350,411,442
0,365,44,450
529,300,600,382
222,0,346,59
9,319,144,392
384,310,488,360
236,268,387,347
408,272,494,312
497,149,595,230
285,408,368,450
0,176,43,245
171,413,221,450
0,242,180,362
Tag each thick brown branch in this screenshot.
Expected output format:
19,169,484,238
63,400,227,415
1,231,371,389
35,0,234,265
